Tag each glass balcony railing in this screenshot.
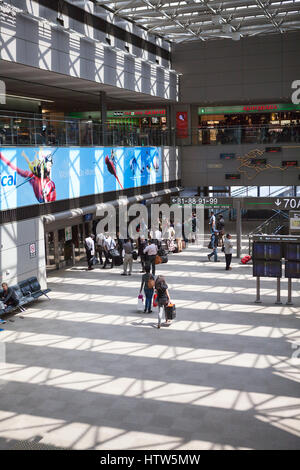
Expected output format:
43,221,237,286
190,124,300,146
0,114,175,147
0,112,299,147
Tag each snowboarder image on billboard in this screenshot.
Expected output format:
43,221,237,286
105,149,124,189
144,149,160,174
0,149,56,203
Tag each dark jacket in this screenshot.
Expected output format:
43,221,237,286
1,287,19,306
156,281,169,306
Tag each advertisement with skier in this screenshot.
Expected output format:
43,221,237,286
0,146,162,211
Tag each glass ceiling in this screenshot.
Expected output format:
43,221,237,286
94,0,300,43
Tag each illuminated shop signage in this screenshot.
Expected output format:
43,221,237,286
243,104,277,111
198,103,300,115
107,109,166,118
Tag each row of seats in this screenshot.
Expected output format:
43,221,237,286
0,276,51,316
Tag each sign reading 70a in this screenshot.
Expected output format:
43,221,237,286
274,198,300,209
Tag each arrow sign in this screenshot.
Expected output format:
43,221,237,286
275,199,282,207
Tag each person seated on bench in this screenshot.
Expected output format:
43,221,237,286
0,282,19,310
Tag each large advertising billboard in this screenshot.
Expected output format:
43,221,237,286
0,146,162,211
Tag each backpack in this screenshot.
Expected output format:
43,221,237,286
147,275,155,289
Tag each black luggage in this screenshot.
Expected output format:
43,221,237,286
158,248,166,257
161,255,168,264
109,248,123,266
113,255,123,266
165,304,176,320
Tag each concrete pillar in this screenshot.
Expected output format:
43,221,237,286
235,199,242,259
44,231,50,266
100,91,107,145
53,229,60,270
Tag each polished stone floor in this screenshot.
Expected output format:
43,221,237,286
0,239,300,450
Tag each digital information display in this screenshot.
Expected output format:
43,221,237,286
252,242,282,261
253,260,282,278
282,160,298,167
225,174,241,180
284,243,300,261
220,153,235,160
285,261,300,278
265,147,281,153
0,147,162,211
250,159,267,166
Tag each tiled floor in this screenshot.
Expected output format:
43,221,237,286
0,240,300,450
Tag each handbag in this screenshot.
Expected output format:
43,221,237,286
155,255,162,265
207,241,213,249
161,255,168,264
109,248,120,258
132,250,138,260
153,293,158,307
91,256,99,265
137,294,144,312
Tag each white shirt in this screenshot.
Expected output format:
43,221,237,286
104,236,116,251
85,237,95,255
144,243,158,256
96,233,105,247
154,230,162,240
224,238,233,255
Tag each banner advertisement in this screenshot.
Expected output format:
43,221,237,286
0,147,162,211
176,111,188,138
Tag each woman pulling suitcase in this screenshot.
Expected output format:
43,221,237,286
155,275,171,329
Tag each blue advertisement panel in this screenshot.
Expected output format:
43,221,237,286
0,147,162,211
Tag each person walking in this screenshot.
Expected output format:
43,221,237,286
139,266,155,313
103,235,116,269
216,214,225,250
224,233,233,270
122,238,134,276
208,230,219,262
153,225,162,248
209,210,216,233
143,239,158,276
155,276,171,329
138,236,148,273
84,234,95,270
96,232,105,265
116,231,125,263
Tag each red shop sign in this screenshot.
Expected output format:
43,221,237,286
176,111,188,138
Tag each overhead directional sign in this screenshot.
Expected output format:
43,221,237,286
171,196,300,210
244,197,300,210
170,196,233,207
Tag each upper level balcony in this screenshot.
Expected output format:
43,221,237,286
1,112,299,148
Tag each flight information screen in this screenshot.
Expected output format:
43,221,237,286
285,261,300,278
284,243,300,261
252,242,282,260
253,260,282,278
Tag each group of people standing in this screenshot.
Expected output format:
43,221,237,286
208,211,234,270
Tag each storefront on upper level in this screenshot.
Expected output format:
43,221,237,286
197,103,300,145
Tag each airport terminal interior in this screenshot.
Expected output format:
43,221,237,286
0,0,300,451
